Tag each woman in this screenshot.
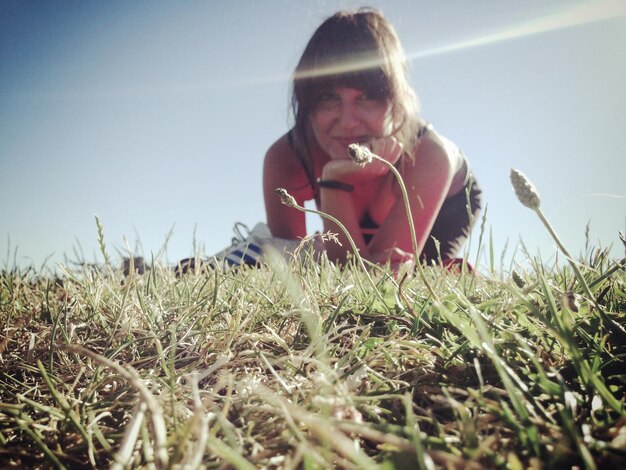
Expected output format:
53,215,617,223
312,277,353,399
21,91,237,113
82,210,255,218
263,9,481,269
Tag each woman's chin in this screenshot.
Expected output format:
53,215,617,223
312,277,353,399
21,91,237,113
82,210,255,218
329,150,353,161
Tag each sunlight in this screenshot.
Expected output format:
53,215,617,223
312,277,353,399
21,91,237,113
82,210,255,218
24,0,626,96
408,0,626,60
294,55,385,80
293,0,626,80
552,193,625,216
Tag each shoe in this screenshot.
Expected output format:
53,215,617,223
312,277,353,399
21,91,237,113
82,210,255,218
174,222,267,275
208,222,272,268
175,222,324,275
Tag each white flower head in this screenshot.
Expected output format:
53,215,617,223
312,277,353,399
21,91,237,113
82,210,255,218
274,188,298,208
348,143,374,166
510,168,541,209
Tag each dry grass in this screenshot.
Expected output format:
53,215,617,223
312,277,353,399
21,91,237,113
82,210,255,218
1,239,625,469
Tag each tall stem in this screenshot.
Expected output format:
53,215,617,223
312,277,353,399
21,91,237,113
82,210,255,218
275,193,390,314
366,156,439,302
535,207,598,305
535,207,625,337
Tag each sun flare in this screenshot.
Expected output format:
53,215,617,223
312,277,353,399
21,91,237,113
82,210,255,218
408,0,626,60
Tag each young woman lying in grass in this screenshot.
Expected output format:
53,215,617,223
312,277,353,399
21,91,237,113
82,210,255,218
263,9,482,270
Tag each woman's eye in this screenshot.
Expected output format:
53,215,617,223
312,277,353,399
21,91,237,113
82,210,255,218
317,92,338,102
357,94,386,111
357,92,382,101
315,92,340,110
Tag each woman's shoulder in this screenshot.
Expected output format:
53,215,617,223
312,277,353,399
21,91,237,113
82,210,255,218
263,132,314,196
264,133,306,176
411,128,451,163
414,128,464,165
265,133,295,163
411,127,469,193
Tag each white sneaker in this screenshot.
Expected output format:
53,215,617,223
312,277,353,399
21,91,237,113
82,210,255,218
208,222,272,268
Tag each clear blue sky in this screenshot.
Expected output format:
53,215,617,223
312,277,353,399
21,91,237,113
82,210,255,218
2,0,625,272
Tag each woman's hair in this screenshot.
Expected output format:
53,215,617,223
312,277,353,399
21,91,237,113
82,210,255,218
290,9,421,179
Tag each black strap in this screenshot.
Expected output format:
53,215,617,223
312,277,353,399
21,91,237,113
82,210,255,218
316,179,354,192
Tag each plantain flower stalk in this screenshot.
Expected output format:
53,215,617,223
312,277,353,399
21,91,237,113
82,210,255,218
510,168,626,339
510,168,572,260
510,169,541,210
511,270,526,289
510,168,586,287
348,144,438,301
348,143,374,166
275,188,391,313
275,188,298,208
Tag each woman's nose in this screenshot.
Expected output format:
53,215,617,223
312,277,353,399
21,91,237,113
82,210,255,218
337,103,360,128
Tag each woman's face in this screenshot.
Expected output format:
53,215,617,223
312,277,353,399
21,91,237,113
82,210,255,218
310,87,391,160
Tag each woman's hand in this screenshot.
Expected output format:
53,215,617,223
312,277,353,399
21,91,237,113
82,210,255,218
370,247,415,272
322,136,404,182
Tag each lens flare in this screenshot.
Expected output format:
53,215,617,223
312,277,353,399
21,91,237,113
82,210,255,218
408,0,626,60
290,0,626,81
28,0,625,97
294,55,384,80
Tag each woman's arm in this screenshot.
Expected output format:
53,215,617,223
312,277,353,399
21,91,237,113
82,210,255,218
367,136,455,262
318,182,366,263
318,137,404,263
263,134,312,239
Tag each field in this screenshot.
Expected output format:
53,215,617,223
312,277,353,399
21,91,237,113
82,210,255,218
2,169,626,469
1,230,625,469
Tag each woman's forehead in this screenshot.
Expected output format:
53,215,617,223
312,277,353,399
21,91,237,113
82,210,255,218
311,71,388,93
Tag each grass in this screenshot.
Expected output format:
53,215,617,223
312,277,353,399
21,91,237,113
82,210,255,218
1,234,625,469
1,166,625,468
